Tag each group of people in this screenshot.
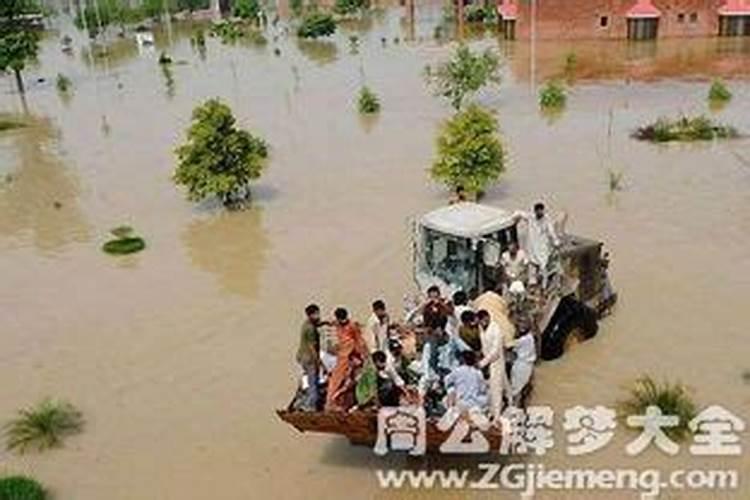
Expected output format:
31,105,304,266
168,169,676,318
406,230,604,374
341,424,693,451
291,201,572,423
293,287,537,425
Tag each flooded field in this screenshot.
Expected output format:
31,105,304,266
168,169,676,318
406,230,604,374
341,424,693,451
1,3,750,499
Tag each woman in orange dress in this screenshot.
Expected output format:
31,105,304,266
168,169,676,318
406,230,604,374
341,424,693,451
325,307,368,411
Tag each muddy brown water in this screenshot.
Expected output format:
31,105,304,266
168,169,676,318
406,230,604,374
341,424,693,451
1,4,749,499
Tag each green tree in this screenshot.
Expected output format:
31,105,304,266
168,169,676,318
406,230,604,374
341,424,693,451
425,44,500,110
174,99,269,208
431,104,505,195
0,0,41,95
234,0,261,20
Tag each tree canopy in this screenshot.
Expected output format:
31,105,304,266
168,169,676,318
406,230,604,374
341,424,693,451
0,0,40,94
425,45,501,110
174,99,269,208
431,104,505,195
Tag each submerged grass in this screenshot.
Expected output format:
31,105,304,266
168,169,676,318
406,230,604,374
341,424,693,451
633,115,738,143
618,376,697,441
4,399,84,453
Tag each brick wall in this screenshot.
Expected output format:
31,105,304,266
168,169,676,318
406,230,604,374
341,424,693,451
504,0,725,39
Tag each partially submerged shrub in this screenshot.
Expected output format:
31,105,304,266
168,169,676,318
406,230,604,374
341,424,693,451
297,12,337,39
633,115,738,142
618,376,697,441
0,476,46,500
4,399,84,453
708,79,732,103
539,80,566,109
234,0,261,21
334,0,370,15
357,86,380,114
210,20,245,43
464,5,496,23
56,73,71,93
102,225,146,255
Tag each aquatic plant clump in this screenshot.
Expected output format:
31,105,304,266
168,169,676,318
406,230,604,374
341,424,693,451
297,12,337,39
102,226,146,255
708,79,732,103
539,80,566,109
0,476,47,500
431,104,505,195
357,86,380,114
633,115,738,143
4,399,84,453
618,376,697,441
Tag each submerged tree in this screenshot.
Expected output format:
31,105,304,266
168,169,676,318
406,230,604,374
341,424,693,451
174,99,269,208
431,104,505,195
424,44,501,110
0,0,41,95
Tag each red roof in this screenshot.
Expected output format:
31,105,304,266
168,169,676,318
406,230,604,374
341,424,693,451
497,0,518,20
626,0,662,18
719,0,750,15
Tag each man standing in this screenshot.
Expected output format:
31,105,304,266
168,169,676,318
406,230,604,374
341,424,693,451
296,304,325,411
514,202,561,287
500,241,529,287
365,299,390,353
477,309,510,423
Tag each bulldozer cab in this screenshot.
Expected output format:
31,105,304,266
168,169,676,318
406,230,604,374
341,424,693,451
414,202,519,295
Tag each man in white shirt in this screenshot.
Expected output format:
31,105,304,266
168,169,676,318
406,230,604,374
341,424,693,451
364,299,389,353
510,326,537,407
501,241,529,291
476,309,510,423
514,202,561,288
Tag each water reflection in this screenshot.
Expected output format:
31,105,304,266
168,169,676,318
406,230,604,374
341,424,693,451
0,116,90,255
182,208,269,300
509,37,750,83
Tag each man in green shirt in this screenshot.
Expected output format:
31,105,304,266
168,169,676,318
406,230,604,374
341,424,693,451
296,304,325,411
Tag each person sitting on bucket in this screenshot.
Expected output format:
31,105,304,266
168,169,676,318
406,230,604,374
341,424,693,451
444,350,488,412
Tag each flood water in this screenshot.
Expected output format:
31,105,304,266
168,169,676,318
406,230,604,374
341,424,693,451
1,3,750,499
